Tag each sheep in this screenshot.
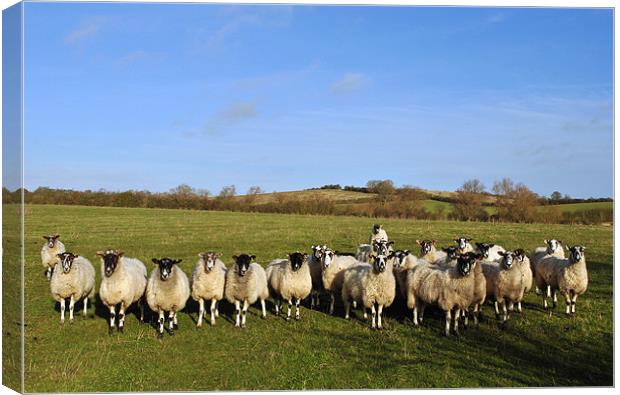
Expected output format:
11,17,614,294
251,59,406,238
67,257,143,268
356,244,372,263
531,239,565,297
321,248,358,315
266,252,312,320
406,253,478,336
434,247,459,268
514,248,533,313
454,237,474,254
41,234,65,280
50,252,95,324
392,250,419,299
415,239,446,264
475,242,506,262
97,250,148,334
536,246,588,315
373,239,394,255
147,258,190,337
469,252,487,325
224,254,269,328
308,245,327,309
342,253,396,329
369,224,389,244
482,251,524,323
191,252,227,327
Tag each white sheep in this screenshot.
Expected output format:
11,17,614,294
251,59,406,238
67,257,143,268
97,250,148,334
224,254,269,327
50,252,95,324
406,253,478,336
415,239,446,264
482,251,524,322
41,234,65,280
147,257,190,337
321,248,358,315
308,245,326,309
536,246,588,315
369,224,389,244
342,253,396,329
475,242,506,262
392,250,420,300
531,239,565,297
266,252,312,320
514,249,533,313
454,237,475,254
191,252,227,327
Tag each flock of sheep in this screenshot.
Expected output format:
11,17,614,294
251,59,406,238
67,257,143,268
40,224,588,337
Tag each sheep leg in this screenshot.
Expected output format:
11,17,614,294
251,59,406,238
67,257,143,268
158,311,165,338
234,301,241,327
46,267,52,281
564,292,571,315
173,312,178,329
69,296,75,324
552,290,558,308
508,301,514,312
412,307,419,326
502,302,508,323
287,299,292,321
517,301,523,314
370,304,377,329
310,291,316,309
60,298,66,324
108,305,116,335
275,298,280,316
210,298,217,326
83,297,88,318
197,299,204,327
352,301,358,309
139,298,145,323
494,300,500,317
118,305,126,333
453,309,460,336
444,310,451,336
363,307,368,320
295,298,301,320
344,300,351,320
419,304,426,324
571,293,578,315
260,298,267,319
377,304,383,329
241,300,249,328
462,309,469,328
215,301,220,317
329,293,335,315
167,311,175,335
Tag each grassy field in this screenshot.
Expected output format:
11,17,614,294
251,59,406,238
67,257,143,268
9,204,613,391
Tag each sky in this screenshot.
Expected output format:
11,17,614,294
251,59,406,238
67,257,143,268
19,3,613,197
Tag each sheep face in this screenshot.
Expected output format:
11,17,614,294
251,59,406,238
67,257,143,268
233,254,255,277
545,239,563,254
311,245,326,261
42,234,60,248
372,224,382,235
372,253,392,273
456,254,476,277
455,237,473,251
416,240,435,256
373,239,394,255
498,251,516,269
96,250,124,277
56,252,78,274
200,252,222,272
514,249,527,262
392,250,410,268
443,247,459,261
321,249,335,269
474,242,494,259
568,246,586,262
152,258,182,281
288,252,307,272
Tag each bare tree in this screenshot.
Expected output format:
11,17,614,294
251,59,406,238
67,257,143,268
218,185,236,197
461,179,486,194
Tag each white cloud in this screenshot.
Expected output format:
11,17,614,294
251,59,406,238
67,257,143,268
330,73,369,94
201,101,259,135
65,21,102,44
117,50,149,65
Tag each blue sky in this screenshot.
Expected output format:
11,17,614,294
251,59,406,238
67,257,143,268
21,3,613,197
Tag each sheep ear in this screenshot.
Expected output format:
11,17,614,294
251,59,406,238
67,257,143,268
198,253,205,258
475,242,482,248
96,251,105,257
174,259,183,264
42,236,49,240
151,258,159,264
56,253,63,258
250,255,256,260
404,250,409,254
415,240,421,245
543,239,548,244
216,252,223,258
118,251,124,257
387,241,394,246
489,244,495,248
232,255,238,261
53,234,60,239
558,240,563,245
431,240,436,245
498,251,506,256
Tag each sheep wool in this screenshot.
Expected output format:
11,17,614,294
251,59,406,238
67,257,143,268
224,254,269,327
191,252,227,327
266,252,312,320
50,253,95,324
147,258,190,337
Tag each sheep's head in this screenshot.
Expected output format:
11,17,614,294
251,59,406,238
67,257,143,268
199,252,222,272
442,246,459,261
514,249,527,263
474,242,494,259
372,224,383,235
456,253,477,277
289,252,308,272
42,234,60,248
311,245,326,260
498,251,516,269
233,254,255,276
568,246,586,263
373,239,394,255
455,237,473,251
544,239,563,254
321,249,336,269
392,250,410,268
152,257,182,281
416,239,435,256
372,253,393,273
56,252,78,274
96,250,124,277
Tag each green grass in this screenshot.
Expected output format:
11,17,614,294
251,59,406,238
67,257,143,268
551,201,613,213
13,204,613,391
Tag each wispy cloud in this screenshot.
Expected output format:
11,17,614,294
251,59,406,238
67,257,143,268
486,13,506,24
234,61,321,90
330,73,369,94
192,101,259,136
65,21,102,44
117,50,149,66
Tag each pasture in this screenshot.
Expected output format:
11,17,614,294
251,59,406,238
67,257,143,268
8,204,614,391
